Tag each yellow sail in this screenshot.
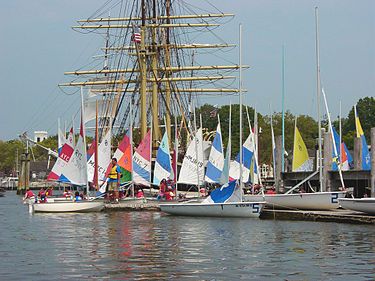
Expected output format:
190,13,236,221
292,126,311,171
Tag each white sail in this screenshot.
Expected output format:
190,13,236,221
178,128,204,185
87,128,112,183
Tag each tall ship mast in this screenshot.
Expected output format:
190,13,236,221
59,0,244,148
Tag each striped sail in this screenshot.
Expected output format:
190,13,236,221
178,128,204,185
153,131,172,185
229,133,254,183
133,130,151,186
115,130,133,184
205,121,224,183
354,106,371,170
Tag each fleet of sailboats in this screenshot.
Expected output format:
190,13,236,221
23,2,374,216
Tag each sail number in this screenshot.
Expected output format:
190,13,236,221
235,203,260,213
331,193,339,204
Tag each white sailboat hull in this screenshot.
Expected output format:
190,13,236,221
159,201,264,218
339,198,375,215
244,192,347,210
32,201,104,213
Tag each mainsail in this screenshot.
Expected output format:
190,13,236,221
87,128,111,183
153,131,172,186
205,119,224,183
133,130,151,187
354,105,371,170
178,128,204,185
229,133,254,183
47,127,74,181
59,118,88,186
292,125,312,172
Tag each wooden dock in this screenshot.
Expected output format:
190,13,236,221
104,198,375,224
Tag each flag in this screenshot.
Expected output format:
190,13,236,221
132,32,141,43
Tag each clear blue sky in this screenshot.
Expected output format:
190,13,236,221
0,0,373,140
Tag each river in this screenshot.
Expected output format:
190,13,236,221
0,191,373,280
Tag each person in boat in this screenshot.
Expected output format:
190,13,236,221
107,157,122,203
45,186,53,197
199,187,207,197
23,188,35,202
265,186,276,195
165,185,175,201
38,187,46,203
74,191,82,202
136,188,144,198
63,188,72,198
157,179,167,200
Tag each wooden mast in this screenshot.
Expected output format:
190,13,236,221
164,0,172,144
140,0,147,139
151,0,160,147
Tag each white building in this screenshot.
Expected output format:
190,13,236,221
34,131,48,143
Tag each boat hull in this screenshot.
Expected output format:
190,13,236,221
339,198,375,215
159,201,264,218
32,201,104,213
244,192,347,210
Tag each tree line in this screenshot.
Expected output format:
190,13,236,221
1,97,373,175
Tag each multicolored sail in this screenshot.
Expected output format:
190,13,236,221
354,105,371,170
205,119,224,183
203,180,241,203
58,117,87,186
47,127,74,181
178,128,204,185
153,131,172,185
331,126,353,171
229,133,254,183
115,130,133,184
133,130,151,186
292,125,312,172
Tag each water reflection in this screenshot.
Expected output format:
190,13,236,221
0,192,374,280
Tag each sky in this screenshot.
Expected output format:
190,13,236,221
0,0,374,140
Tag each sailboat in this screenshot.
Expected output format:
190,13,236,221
243,9,347,210
31,95,105,213
160,24,265,218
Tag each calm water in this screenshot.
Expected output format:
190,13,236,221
0,191,374,281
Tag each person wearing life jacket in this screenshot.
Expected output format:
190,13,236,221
107,157,122,203
45,186,53,197
23,188,35,203
74,191,82,202
157,179,167,200
38,187,46,203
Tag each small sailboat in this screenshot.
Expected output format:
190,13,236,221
32,200,104,213
159,181,264,218
339,198,375,215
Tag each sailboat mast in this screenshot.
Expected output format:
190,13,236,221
164,0,172,143
193,104,200,196
94,100,99,191
140,0,147,139
80,87,89,194
239,24,243,192
315,7,323,191
339,100,342,161
281,45,286,173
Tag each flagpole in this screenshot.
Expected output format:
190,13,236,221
130,98,134,198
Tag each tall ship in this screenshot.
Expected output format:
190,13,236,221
59,0,242,151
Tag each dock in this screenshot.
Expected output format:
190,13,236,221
103,199,375,224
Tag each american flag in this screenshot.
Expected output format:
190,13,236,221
132,32,141,43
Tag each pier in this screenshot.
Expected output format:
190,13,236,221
102,199,375,225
